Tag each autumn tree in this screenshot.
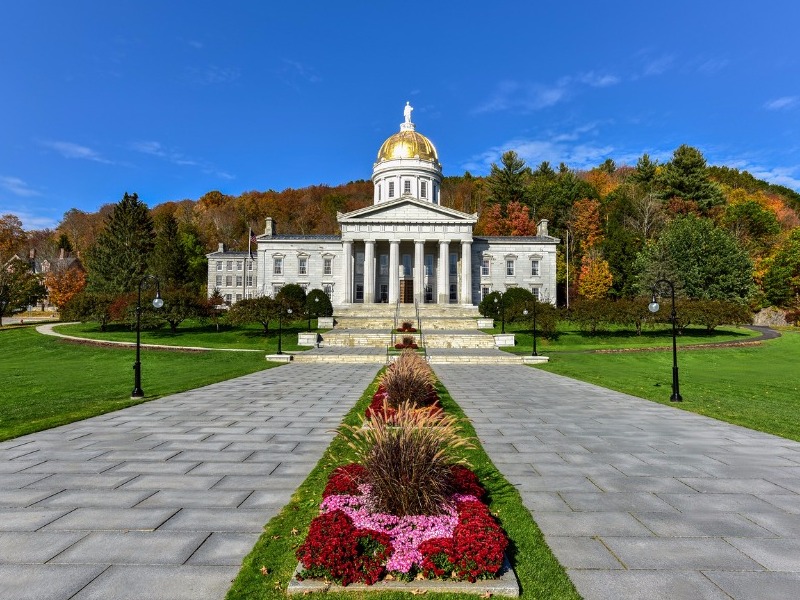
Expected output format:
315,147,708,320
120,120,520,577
577,254,613,299
85,193,155,293
0,214,26,256
44,266,87,309
570,198,604,252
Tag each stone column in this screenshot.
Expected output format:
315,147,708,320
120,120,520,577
461,240,472,306
364,240,375,304
342,240,353,304
438,240,449,304
414,240,425,304
389,240,400,304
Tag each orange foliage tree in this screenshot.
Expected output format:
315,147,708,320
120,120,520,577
570,198,603,251
45,266,87,309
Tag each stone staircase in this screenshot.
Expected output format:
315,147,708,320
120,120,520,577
291,303,547,364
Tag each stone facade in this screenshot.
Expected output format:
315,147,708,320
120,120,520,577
207,105,559,307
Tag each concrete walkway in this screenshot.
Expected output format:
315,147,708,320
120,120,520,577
0,363,379,600
434,365,800,600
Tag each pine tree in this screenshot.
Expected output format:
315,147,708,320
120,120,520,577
150,214,189,288
658,145,725,210
487,151,529,207
85,192,155,293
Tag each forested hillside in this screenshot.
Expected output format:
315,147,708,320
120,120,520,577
3,144,800,312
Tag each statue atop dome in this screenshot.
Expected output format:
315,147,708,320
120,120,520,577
404,101,413,124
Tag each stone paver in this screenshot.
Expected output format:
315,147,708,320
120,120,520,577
0,363,378,600
434,364,800,600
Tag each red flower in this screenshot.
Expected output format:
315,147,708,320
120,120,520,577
322,464,367,498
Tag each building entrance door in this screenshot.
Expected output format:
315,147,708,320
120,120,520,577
400,280,413,303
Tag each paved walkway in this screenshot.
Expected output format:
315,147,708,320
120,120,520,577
434,365,800,600
0,363,379,600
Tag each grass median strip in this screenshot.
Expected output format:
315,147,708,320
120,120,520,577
226,372,580,600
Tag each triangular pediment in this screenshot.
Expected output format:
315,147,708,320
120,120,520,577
338,197,476,224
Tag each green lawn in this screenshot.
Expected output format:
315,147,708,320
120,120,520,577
227,373,579,600
0,326,276,442
485,321,759,354
536,330,800,442
55,319,314,351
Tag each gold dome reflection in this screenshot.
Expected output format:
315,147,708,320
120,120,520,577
377,131,438,163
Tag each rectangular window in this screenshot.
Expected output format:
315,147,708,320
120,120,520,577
235,293,242,302
273,285,282,296
323,284,333,298
235,275,243,286
298,257,308,275
532,287,540,300
224,294,232,304
425,254,433,277
378,183,382,201
248,261,253,271
481,286,490,300
506,260,515,276
450,283,457,302
403,180,411,195
356,252,364,275
225,275,232,286
273,257,283,275
236,261,242,271
421,181,427,199
388,181,395,198
226,260,233,271
323,257,332,276
246,275,254,286
481,258,490,277
355,284,364,301
531,260,540,276
216,261,223,271
380,284,388,302
246,291,253,299
425,285,433,302
449,253,457,276
402,254,412,276
215,275,222,287
379,254,388,276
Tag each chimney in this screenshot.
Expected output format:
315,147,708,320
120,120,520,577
265,217,275,237
218,242,225,252
536,219,549,237
59,247,66,260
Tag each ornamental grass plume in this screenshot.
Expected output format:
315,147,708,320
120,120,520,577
341,402,474,517
380,349,435,408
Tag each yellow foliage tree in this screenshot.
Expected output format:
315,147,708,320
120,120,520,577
577,254,613,299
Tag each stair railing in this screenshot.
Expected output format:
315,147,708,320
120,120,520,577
414,299,428,361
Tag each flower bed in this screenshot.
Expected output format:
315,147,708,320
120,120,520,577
296,464,508,586
365,382,439,421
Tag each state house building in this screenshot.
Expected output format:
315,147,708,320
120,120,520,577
207,104,559,307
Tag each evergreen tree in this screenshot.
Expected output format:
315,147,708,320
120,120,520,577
150,214,189,288
763,229,800,307
658,145,725,210
85,193,155,293
629,154,658,190
486,151,529,207
634,215,754,302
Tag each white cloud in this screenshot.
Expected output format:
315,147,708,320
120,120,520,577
697,58,729,74
281,59,322,84
473,71,619,115
747,165,800,190
130,140,230,178
643,54,674,76
0,207,57,230
0,176,41,197
185,65,241,85
764,96,798,111
40,140,114,164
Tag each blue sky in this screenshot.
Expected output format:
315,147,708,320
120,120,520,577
3,1,800,230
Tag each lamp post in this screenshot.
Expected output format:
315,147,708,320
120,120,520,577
307,296,320,332
648,279,682,402
278,306,292,355
132,275,163,398
522,299,538,356
494,294,505,334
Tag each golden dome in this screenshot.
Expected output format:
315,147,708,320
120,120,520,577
377,130,439,163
